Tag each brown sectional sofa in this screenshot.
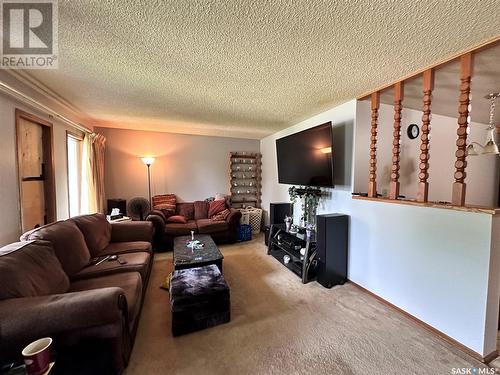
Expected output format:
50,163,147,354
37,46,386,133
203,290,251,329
0,213,153,374
147,200,242,251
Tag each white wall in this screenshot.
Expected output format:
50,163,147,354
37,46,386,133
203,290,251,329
0,93,82,246
354,101,499,206
260,99,500,357
96,127,260,205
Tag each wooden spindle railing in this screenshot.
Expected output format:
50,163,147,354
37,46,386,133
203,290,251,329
451,53,473,206
390,82,404,200
355,38,500,212
416,69,434,203
368,92,380,198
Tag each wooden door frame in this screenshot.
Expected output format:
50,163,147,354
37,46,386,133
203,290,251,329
15,109,57,231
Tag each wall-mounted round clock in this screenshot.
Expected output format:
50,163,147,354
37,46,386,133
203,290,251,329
407,124,420,140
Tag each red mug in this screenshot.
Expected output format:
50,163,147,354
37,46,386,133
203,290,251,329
22,337,52,375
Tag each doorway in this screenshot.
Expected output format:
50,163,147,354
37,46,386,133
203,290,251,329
16,109,56,233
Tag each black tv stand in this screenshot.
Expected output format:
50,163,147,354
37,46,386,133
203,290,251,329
267,224,317,284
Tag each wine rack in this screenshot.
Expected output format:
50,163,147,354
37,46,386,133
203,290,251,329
229,152,262,208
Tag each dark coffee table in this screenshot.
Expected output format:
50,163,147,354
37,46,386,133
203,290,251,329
173,235,224,272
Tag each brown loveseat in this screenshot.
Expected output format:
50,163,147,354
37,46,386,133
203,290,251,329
146,200,242,251
0,214,153,374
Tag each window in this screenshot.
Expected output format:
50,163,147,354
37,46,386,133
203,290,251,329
67,132,83,217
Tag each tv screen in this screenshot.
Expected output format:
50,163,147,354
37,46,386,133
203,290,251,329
276,122,334,187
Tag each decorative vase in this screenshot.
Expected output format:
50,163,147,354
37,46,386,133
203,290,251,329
284,216,292,232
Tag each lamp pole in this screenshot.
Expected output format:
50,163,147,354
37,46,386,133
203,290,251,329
146,163,152,210
141,157,156,211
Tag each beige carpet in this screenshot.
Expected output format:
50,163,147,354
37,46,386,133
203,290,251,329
125,235,490,375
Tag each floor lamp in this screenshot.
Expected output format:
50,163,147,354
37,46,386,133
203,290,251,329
141,157,155,210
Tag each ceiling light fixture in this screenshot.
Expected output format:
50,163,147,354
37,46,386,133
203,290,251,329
466,92,499,156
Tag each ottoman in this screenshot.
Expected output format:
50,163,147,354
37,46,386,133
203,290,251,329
170,264,230,336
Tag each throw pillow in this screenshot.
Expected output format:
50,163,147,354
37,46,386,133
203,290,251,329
208,199,226,218
160,272,172,291
152,194,176,211
215,193,231,206
167,215,187,224
212,208,231,221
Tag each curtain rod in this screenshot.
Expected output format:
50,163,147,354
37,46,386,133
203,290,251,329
0,80,92,134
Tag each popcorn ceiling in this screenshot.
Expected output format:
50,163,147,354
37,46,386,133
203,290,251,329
27,0,500,139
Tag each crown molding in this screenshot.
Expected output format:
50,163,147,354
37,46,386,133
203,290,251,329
4,70,87,118
0,71,92,133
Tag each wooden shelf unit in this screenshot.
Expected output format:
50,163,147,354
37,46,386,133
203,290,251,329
229,152,262,208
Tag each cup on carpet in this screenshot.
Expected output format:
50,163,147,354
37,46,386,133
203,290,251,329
22,337,52,375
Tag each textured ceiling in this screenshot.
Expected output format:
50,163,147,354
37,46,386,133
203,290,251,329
21,0,500,139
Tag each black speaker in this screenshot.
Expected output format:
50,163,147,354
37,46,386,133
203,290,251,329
264,225,270,246
269,202,293,225
107,199,127,216
316,213,348,288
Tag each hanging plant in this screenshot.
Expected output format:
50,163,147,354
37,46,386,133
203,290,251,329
288,186,300,203
288,186,322,227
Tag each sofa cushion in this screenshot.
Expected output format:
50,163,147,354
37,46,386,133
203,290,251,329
208,200,226,218
71,213,112,256
21,220,91,277
69,272,142,325
194,201,209,220
101,241,152,256
196,219,229,234
176,203,195,220
165,220,198,236
72,252,151,281
167,215,187,224
0,241,69,300
212,208,231,221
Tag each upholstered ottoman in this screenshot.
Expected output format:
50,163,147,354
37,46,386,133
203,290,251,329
170,264,230,336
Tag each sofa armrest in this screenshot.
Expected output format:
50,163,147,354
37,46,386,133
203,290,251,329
111,221,153,243
146,211,166,238
226,208,242,229
0,287,128,351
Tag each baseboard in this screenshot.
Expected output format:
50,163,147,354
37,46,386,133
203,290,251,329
348,280,499,364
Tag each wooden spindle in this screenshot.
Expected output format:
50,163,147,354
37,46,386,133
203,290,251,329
416,69,434,203
451,53,473,206
390,82,404,200
368,92,380,198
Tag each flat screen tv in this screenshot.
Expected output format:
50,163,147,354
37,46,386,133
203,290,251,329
276,122,334,187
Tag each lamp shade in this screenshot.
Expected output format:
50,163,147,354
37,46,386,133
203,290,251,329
466,144,479,156
482,140,499,155
141,157,155,166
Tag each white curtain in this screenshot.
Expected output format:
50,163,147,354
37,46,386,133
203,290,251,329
80,133,106,214
92,133,106,214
